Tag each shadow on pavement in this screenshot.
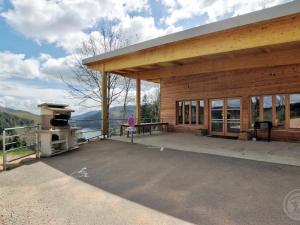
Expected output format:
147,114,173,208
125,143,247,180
41,139,300,225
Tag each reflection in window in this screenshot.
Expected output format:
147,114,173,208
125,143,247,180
191,101,196,124
198,100,205,125
275,95,285,127
177,101,183,124
251,97,260,126
263,96,272,122
211,100,224,132
290,94,300,128
227,99,241,133
184,101,190,124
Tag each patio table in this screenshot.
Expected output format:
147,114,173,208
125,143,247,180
120,122,168,137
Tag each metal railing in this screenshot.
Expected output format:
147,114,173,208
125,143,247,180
2,125,40,171
70,117,161,140
1,117,161,170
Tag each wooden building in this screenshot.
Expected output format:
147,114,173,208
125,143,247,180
83,1,300,141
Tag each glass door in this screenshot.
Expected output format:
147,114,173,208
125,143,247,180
210,98,241,136
210,99,225,135
226,98,241,136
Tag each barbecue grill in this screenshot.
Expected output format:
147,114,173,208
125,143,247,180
38,103,79,157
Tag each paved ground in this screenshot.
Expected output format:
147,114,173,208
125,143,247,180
113,133,300,166
0,140,300,225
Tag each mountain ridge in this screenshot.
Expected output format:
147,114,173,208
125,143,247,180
0,105,40,123
71,105,136,128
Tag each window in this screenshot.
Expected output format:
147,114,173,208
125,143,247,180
290,94,300,128
227,99,241,133
251,94,300,129
275,95,285,127
177,100,205,126
191,101,197,124
198,100,205,125
251,97,260,126
177,101,183,124
184,101,190,124
263,96,272,122
211,99,224,132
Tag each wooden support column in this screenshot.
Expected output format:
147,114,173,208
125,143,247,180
136,77,141,124
102,71,109,138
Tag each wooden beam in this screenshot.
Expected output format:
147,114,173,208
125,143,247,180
122,68,142,72
137,45,300,80
136,77,141,124
158,62,184,67
138,65,161,70
91,14,300,72
102,71,109,138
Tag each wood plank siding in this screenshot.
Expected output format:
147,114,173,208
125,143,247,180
160,64,300,141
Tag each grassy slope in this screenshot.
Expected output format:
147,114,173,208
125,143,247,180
9,111,40,124
0,106,40,124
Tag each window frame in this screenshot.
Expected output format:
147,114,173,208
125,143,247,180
191,100,197,125
184,101,190,125
250,93,300,129
289,94,300,129
250,96,261,127
176,99,206,126
176,101,183,125
198,100,205,126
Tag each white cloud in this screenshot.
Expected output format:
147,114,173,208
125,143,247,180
0,51,41,79
1,0,150,53
160,0,293,26
1,0,184,53
116,16,183,44
40,54,78,82
0,51,78,82
0,51,160,114
0,80,97,114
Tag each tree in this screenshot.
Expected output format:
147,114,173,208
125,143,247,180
61,21,134,135
141,89,160,123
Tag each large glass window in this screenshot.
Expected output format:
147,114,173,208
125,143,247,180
275,95,285,127
198,100,205,125
251,97,260,126
191,101,197,124
177,101,183,124
263,96,272,122
290,94,300,128
184,101,190,124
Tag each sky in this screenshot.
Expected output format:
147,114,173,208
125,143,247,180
0,0,293,115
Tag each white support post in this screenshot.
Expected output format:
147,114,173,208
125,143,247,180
2,130,6,171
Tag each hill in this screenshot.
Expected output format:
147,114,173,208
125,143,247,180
0,112,35,133
0,106,40,124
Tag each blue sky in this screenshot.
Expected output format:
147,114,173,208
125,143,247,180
0,0,293,114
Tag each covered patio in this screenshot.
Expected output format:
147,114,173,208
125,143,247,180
112,132,300,167
83,1,300,142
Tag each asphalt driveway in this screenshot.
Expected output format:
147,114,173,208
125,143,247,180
0,140,300,225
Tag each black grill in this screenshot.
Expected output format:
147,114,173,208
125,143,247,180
50,114,70,127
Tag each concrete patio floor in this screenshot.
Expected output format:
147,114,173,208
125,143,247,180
112,133,300,167
1,140,300,225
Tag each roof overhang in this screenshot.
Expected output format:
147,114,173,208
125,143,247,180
83,1,300,83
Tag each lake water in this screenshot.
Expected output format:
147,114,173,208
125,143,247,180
78,128,101,140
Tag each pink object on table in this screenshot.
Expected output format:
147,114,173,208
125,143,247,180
128,116,135,127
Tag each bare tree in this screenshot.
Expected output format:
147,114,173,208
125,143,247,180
61,21,134,129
